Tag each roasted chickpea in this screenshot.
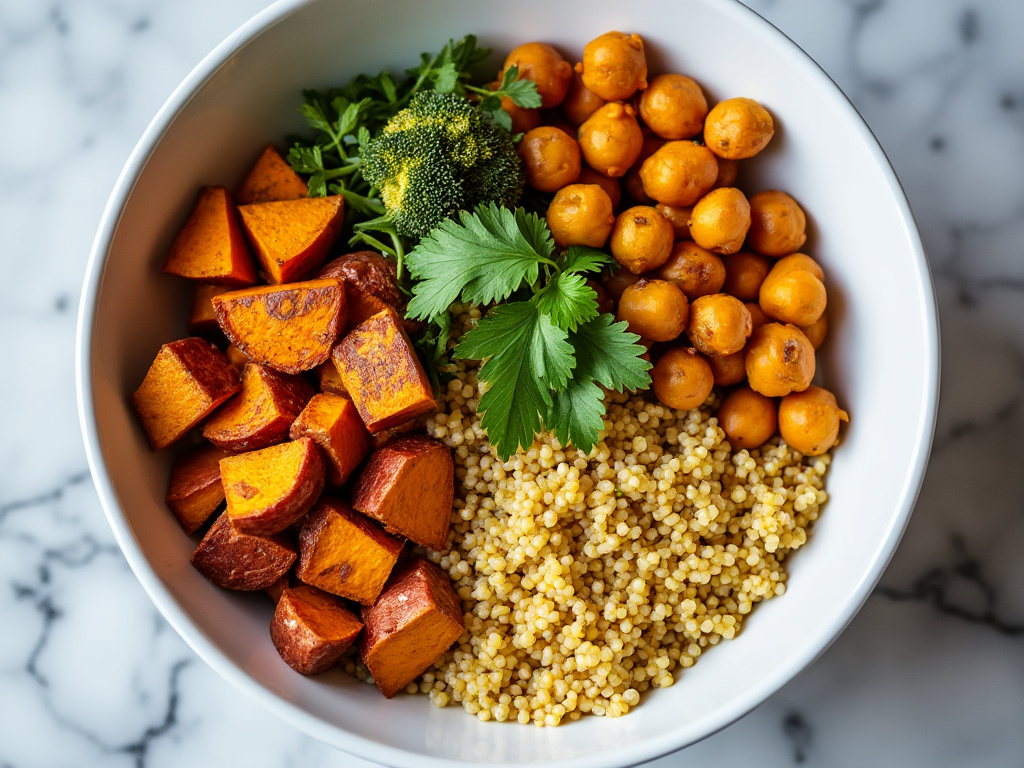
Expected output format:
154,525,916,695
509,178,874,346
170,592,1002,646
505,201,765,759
708,350,746,386
713,158,739,189
704,97,775,160
652,347,714,410
759,265,827,326
688,293,753,357
745,301,770,331
622,132,663,204
639,140,718,207
638,73,708,140
610,205,675,273
587,279,615,315
655,241,726,299
546,183,615,248
800,312,828,349
577,102,644,178
578,165,622,208
688,187,751,255
616,279,689,342
744,322,816,397
718,387,778,450
723,251,771,301
577,31,648,101
603,265,641,300
778,386,849,456
748,190,807,256
655,203,692,239
562,70,606,125
504,42,573,109
517,126,581,193
771,252,824,281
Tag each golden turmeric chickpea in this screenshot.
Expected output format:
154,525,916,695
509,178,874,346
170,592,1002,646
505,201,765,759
748,190,807,256
639,141,718,207
616,279,689,342
800,312,828,349
622,133,663,204
655,203,692,239
655,241,726,299
562,70,606,125
546,183,616,248
723,251,771,301
577,102,644,178
771,252,824,281
713,158,739,189
746,301,770,331
577,31,648,101
759,265,827,326
504,42,573,109
718,387,778,450
517,126,581,193
688,187,751,255
688,293,753,357
652,347,714,410
578,164,622,208
778,386,849,456
603,265,641,301
610,205,675,274
704,97,775,160
638,74,707,140
744,323,815,397
708,350,746,386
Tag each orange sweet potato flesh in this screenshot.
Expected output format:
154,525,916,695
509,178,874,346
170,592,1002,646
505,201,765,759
162,186,258,286
313,360,348,396
213,278,346,374
220,437,325,536
271,585,363,675
203,363,313,453
351,434,454,550
318,251,400,329
225,344,249,371
187,284,227,335
359,559,463,698
332,308,436,433
166,444,228,535
238,195,344,284
191,512,297,591
288,393,370,485
297,498,403,605
132,337,241,450
236,145,308,205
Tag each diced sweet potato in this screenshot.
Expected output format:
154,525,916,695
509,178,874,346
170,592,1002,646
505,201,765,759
225,344,249,371
318,251,400,329
131,337,241,450
313,360,348,396
166,444,227,534
370,414,430,450
220,437,325,536
187,284,227,335
213,278,346,374
332,308,436,433
288,394,370,485
359,559,463,698
191,512,297,590
236,145,308,205
271,585,363,675
351,435,453,550
296,498,403,605
345,291,391,331
162,186,257,286
203,363,314,452
238,196,344,284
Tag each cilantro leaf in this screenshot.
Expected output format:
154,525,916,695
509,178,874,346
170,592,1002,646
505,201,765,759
547,376,606,455
533,272,598,333
560,246,617,276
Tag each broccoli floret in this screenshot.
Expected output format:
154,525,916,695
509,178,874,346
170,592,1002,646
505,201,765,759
360,91,525,238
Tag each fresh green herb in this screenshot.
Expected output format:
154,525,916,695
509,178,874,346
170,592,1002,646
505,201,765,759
464,65,544,132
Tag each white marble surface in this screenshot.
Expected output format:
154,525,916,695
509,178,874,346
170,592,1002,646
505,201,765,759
2,0,1023,765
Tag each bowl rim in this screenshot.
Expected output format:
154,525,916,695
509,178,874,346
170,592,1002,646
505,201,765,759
76,0,940,765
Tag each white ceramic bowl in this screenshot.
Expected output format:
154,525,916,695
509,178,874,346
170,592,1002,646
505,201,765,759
76,1,939,765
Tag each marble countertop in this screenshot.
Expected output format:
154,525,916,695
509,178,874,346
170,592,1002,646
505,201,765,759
3,0,1023,765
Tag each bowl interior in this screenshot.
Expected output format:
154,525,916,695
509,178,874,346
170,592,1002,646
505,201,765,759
79,0,937,765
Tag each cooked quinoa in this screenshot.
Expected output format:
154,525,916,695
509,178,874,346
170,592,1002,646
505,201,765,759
350,308,831,725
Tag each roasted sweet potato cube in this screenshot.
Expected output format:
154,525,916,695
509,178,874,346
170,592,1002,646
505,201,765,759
318,251,400,329
166,444,227,534
359,559,463,698
162,186,257,286
313,360,347,396
187,284,227,335
203,363,313,453
288,394,370,485
213,278,346,374
332,308,436,433
351,435,453,550
220,437,325,536
225,344,249,371
296,498,403,604
191,512,297,591
238,195,344,284
271,585,363,675
131,337,241,450
236,145,308,205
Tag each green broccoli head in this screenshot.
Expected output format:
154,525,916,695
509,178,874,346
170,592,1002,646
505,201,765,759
361,91,525,238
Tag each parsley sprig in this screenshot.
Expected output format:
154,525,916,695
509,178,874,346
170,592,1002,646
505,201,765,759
405,204,652,459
